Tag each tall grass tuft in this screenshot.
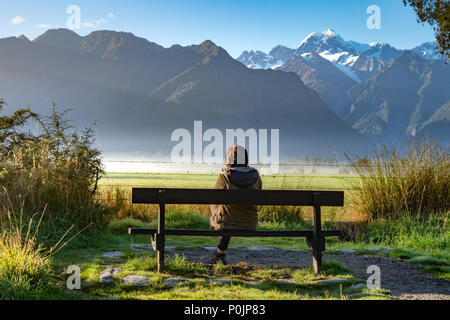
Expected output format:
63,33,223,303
349,139,449,220
0,102,107,229
0,196,80,299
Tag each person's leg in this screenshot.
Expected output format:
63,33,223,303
217,236,231,252
210,236,231,264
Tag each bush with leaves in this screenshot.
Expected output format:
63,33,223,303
0,100,107,230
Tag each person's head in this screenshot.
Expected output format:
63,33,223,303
225,145,248,168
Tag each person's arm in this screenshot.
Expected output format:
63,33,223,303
214,173,226,189
211,173,226,216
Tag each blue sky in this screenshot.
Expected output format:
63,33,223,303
1,0,436,57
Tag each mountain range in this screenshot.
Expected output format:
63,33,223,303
238,29,449,143
0,29,371,159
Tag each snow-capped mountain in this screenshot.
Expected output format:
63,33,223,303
412,42,443,60
236,29,442,83
237,45,295,69
236,50,282,69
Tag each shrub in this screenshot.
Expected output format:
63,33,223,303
0,101,107,229
349,139,449,220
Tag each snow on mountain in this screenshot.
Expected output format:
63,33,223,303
412,42,443,60
237,45,295,70
236,30,442,85
237,50,281,69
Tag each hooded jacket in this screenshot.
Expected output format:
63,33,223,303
210,166,262,230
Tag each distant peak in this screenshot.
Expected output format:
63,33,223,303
17,34,30,42
32,28,82,51
34,28,81,40
200,40,217,48
297,29,342,48
322,28,337,38
195,40,221,54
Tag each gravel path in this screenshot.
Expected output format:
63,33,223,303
170,248,450,300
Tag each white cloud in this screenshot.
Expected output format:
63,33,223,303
82,17,108,29
82,22,95,28
11,16,24,25
36,24,51,29
107,12,116,19
96,18,107,26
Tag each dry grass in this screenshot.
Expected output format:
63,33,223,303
349,139,449,220
0,193,84,299
98,175,349,225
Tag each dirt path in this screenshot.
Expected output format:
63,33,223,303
170,248,450,300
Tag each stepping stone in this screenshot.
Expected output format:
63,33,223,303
274,279,298,285
131,244,153,249
373,249,392,254
203,247,218,251
164,278,192,288
316,278,346,284
284,248,307,253
100,262,119,268
102,251,122,259
123,275,150,286
244,281,262,285
336,249,356,254
247,247,273,251
350,283,366,290
100,268,122,284
209,279,232,284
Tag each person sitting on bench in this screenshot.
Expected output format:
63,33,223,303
209,145,263,264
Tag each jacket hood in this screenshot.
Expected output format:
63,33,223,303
222,166,260,189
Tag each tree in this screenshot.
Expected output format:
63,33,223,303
403,0,450,59
0,98,38,152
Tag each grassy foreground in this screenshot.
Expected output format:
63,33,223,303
34,208,447,300
99,173,359,190
46,224,391,300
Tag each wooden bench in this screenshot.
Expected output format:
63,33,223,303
128,188,344,274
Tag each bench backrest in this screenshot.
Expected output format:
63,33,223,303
132,188,344,207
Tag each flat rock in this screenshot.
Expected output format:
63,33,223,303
247,247,274,251
102,251,122,259
100,268,122,284
164,278,192,288
366,248,392,254
123,275,150,286
336,249,356,254
315,278,346,284
350,283,366,290
131,244,153,249
100,263,119,268
274,279,298,285
203,247,218,251
244,281,262,285
283,248,307,253
209,279,233,284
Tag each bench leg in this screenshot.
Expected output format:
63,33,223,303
157,192,166,273
312,243,322,275
312,193,322,275
157,235,165,273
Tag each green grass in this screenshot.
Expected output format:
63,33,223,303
45,233,390,300
39,211,447,300
4,169,447,299
99,173,359,191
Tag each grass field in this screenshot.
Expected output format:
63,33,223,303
3,172,447,300
99,173,359,190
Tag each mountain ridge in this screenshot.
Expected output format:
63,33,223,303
0,28,370,158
